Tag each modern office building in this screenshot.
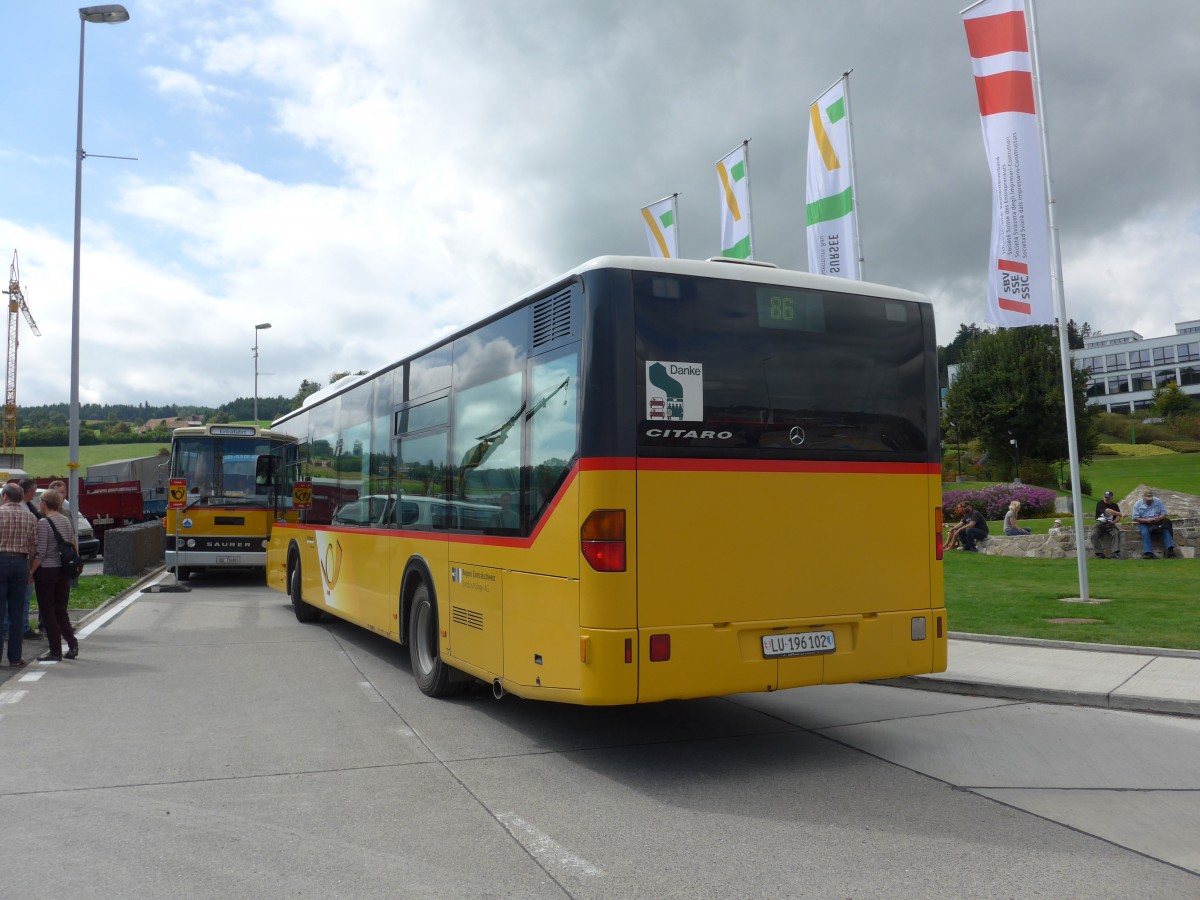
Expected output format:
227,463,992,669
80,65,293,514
1073,320,1200,413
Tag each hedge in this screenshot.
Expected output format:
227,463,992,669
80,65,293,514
942,483,1058,520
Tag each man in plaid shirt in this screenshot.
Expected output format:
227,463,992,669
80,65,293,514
0,482,38,669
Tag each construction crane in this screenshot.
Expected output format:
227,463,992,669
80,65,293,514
2,251,40,462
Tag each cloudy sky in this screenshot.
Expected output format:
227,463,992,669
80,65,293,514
3,0,1199,409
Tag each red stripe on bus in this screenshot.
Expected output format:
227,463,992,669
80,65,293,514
998,297,1032,314
632,458,940,475
964,10,1028,58
580,457,636,471
997,258,1028,274
973,71,1035,116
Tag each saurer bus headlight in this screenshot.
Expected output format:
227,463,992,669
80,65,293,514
186,539,196,548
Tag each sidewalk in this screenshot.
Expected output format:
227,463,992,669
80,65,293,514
890,632,1200,718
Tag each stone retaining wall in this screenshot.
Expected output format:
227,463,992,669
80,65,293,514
102,520,166,576
974,518,1200,559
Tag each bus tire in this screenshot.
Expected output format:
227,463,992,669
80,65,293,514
408,582,460,697
290,558,322,624
177,567,193,581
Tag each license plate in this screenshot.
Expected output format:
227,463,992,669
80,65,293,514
216,556,242,564
762,630,836,658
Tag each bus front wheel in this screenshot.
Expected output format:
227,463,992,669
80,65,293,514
291,558,322,624
408,583,460,697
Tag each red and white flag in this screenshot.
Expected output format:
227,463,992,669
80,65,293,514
963,0,1053,327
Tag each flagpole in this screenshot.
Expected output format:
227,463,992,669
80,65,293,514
671,192,680,258
741,139,754,258
1027,0,1089,600
841,70,865,280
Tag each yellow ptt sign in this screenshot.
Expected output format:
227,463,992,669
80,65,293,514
293,481,313,509
168,479,188,510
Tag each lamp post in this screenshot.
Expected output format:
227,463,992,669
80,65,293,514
1009,435,1021,484
69,4,129,536
253,323,272,425
950,420,962,482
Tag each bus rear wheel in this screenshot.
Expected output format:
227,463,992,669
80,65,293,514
408,583,461,697
291,558,322,624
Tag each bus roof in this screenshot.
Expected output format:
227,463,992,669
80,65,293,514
171,424,297,442
280,255,932,425
561,256,931,306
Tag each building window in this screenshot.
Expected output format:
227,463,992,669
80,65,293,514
1128,349,1150,368
1086,379,1106,398
1178,342,1200,362
1105,353,1127,371
1133,399,1155,411
1156,370,1177,388
1107,376,1128,394
1153,346,1176,365
1130,372,1153,392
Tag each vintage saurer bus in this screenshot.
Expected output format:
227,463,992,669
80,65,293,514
266,256,946,704
166,424,297,580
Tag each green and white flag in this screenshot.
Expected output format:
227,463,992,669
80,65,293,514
806,76,860,279
717,142,753,260
641,194,679,258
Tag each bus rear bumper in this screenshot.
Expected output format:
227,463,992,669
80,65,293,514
636,608,948,703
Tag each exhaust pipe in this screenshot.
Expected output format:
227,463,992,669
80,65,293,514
492,679,505,700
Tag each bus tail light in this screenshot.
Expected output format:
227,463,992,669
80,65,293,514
934,505,944,561
649,634,670,661
581,509,626,572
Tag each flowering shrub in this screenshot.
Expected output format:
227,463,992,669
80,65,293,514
942,483,1058,520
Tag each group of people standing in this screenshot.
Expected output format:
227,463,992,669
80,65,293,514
0,477,79,669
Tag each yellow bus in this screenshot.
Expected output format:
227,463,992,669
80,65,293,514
165,424,297,580
267,256,946,704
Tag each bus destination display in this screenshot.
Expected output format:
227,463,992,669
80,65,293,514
755,287,825,332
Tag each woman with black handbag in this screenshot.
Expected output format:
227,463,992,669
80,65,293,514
29,490,80,662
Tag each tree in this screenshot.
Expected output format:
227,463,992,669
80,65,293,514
943,325,1099,481
1153,382,1192,419
937,322,986,383
292,379,321,408
1065,319,1099,350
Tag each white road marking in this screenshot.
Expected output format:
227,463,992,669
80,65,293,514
76,592,143,639
0,689,29,704
18,671,45,683
357,681,383,702
496,813,604,878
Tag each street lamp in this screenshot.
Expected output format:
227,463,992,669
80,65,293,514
254,323,272,424
69,4,129,537
1009,435,1021,484
950,420,962,482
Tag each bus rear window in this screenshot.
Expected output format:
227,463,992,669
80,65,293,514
635,273,931,461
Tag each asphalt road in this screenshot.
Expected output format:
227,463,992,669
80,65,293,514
1,573,1197,898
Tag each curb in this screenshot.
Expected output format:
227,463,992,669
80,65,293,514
879,674,1200,719
948,630,1200,661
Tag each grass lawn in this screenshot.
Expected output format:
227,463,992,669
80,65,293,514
65,575,140,610
15,444,169,478
1082,452,1200,500
944,552,1200,650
